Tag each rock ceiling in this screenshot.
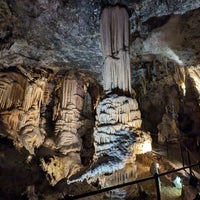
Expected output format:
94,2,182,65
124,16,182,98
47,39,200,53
1,0,200,79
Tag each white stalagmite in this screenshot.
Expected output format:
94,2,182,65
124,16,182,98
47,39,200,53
69,94,152,185
100,5,131,93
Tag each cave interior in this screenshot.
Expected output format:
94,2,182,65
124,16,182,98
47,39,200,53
0,0,200,199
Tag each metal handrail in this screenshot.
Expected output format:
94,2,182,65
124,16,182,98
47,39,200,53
63,161,200,200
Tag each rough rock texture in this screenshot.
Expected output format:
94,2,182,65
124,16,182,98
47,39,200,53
41,154,81,186
0,67,48,154
40,70,101,186
1,0,200,75
186,66,200,106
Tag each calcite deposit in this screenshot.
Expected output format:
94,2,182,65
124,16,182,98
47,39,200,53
0,68,47,154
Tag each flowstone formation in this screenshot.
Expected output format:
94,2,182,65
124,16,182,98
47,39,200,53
0,67,48,155
41,70,85,186
93,94,151,181
101,5,131,93
40,70,102,186
0,66,103,187
90,5,152,188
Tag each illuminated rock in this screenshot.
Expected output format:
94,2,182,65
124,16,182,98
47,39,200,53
69,94,152,185
0,69,47,154
40,153,82,186
40,70,102,185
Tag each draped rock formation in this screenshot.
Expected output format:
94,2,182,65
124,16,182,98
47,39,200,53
0,67,103,186
186,66,200,106
54,70,84,155
41,70,101,186
41,71,84,185
0,68,47,155
101,5,131,94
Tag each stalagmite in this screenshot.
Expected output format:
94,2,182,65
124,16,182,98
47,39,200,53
53,71,84,155
101,5,131,93
41,70,85,185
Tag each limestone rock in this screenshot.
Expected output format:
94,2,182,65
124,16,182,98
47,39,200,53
1,0,200,73
0,68,48,154
158,114,180,144
186,66,200,106
39,69,102,185
40,153,82,186
69,94,151,185
101,6,131,93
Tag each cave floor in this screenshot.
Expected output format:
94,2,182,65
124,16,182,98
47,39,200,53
136,141,200,200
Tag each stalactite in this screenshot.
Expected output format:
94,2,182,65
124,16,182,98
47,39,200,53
0,72,27,110
22,78,46,112
61,76,78,109
141,76,147,95
0,70,48,155
100,5,131,93
53,71,85,157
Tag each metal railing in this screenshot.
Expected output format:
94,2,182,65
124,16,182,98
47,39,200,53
63,161,200,200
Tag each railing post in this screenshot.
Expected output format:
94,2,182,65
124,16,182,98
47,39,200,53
180,143,185,167
187,148,192,175
154,173,161,200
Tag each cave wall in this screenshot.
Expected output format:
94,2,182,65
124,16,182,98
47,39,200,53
0,0,200,199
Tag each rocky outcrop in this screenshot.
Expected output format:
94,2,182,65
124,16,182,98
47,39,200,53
0,67,103,186
132,59,185,133
41,154,82,186
0,67,48,154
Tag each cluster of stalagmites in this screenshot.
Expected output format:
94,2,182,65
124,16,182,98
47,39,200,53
0,66,152,188
0,67,100,186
